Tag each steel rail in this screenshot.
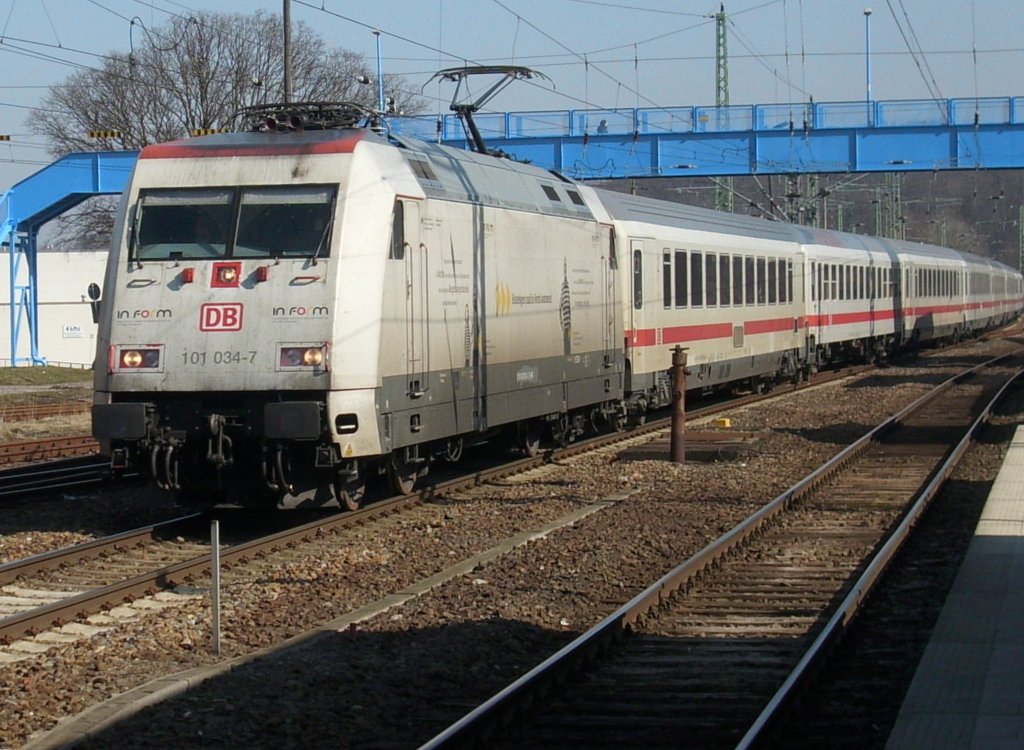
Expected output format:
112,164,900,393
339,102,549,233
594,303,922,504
0,456,116,497
0,514,205,587
0,401,90,422
416,352,1019,750
735,359,1024,748
0,361,934,647
0,379,793,645
0,435,98,466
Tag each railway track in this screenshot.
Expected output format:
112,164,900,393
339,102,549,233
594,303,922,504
0,365,865,649
0,362,866,506
0,435,98,467
0,455,115,497
420,352,1024,750
0,401,90,423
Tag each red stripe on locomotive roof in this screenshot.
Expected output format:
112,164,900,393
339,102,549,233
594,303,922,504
140,131,369,159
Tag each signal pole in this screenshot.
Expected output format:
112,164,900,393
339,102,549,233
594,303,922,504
283,0,292,103
713,4,734,213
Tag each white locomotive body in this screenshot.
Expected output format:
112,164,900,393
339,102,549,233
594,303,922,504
92,108,1023,508
93,124,623,507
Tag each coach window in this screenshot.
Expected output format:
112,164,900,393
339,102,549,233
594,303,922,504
720,255,731,306
745,256,756,305
767,259,778,304
662,252,672,308
633,250,643,309
756,257,767,304
691,251,704,307
732,255,743,305
787,260,794,304
811,262,817,302
706,253,717,306
675,251,688,307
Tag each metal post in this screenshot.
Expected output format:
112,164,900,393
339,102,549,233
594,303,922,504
211,519,221,656
670,346,688,463
373,30,385,112
283,0,292,104
864,8,873,104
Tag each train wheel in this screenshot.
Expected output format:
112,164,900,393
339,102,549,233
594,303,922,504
610,411,627,432
518,423,542,457
336,473,365,511
388,449,418,495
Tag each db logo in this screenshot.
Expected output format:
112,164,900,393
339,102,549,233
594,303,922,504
200,303,243,332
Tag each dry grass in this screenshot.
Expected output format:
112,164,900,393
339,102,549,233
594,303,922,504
0,413,92,442
0,366,92,386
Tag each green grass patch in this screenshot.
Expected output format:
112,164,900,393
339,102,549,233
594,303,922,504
0,366,93,386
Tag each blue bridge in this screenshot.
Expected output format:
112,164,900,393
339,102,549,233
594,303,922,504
4,95,1024,364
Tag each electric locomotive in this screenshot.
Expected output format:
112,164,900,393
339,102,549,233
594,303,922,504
91,103,624,508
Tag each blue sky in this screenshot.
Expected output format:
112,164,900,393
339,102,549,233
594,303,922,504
2,0,1022,192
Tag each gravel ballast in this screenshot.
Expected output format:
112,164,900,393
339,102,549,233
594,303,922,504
2,340,1019,749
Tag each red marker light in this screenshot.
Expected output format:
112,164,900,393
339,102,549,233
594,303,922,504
181,268,195,284
256,266,270,282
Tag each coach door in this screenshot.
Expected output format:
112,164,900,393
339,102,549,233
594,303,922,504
627,238,647,378
629,238,645,339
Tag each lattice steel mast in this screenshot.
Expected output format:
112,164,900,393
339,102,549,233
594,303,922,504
714,4,734,213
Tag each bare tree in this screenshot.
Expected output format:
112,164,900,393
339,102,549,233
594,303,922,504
28,10,423,245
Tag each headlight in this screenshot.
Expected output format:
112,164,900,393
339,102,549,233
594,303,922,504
211,261,242,288
111,345,162,372
279,344,327,370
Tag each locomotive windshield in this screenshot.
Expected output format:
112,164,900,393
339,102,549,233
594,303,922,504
132,185,337,261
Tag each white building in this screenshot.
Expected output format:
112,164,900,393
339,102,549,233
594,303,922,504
0,249,108,367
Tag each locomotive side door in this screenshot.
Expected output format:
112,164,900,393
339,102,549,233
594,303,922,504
402,200,429,395
602,226,619,367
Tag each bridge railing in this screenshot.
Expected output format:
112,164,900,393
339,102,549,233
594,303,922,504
390,96,1024,141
